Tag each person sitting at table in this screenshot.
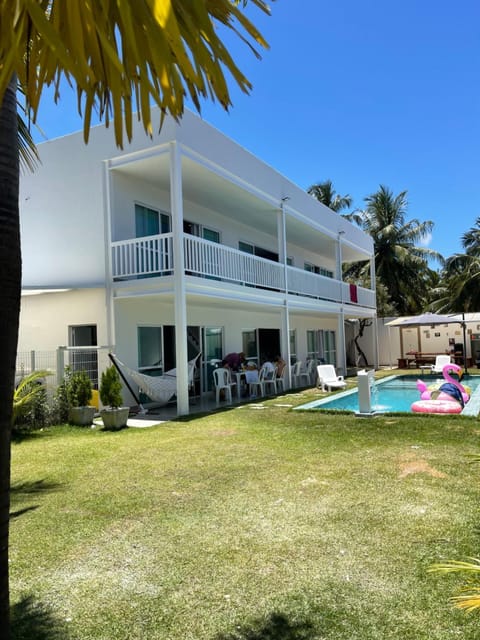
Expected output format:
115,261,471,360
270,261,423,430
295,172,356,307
261,356,276,380
223,351,245,372
274,355,286,376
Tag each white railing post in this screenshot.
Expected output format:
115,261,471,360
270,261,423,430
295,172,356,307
56,347,66,383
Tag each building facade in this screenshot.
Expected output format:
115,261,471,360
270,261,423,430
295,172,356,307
20,109,377,414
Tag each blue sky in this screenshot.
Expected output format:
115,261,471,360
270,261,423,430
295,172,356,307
32,0,480,261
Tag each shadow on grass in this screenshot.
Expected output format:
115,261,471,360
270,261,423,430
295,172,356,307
215,612,316,640
11,595,71,639
11,479,63,497
9,505,39,520
10,479,63,520
11,429,48,444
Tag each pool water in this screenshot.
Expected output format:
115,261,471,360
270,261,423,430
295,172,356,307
296,375,480,414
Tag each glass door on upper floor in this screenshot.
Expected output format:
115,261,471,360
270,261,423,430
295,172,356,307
135,204,170,277
184,220,220,279
135,204,170,237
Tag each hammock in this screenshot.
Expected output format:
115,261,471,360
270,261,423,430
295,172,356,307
110,353,200,407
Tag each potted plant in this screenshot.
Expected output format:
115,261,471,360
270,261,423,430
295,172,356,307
65,368,96,426
99,365,129,429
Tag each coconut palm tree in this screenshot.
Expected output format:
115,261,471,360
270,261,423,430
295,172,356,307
431,218,480,313
0,2,270,634
307,179,353,213
344,185,443,315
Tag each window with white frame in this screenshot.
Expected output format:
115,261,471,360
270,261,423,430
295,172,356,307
137,326,163,370
306,330,320,361
306,329,337,366
184,220,220,243
239,241,278,262
289,329,297,364
242,329,258,365
135,204,170,237
322,330,337,365
304,261,333,278
202,327,223,392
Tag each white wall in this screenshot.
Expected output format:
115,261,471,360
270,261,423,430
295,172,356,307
18,289,109,351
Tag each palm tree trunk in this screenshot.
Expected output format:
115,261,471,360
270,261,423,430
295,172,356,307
0,75,21,640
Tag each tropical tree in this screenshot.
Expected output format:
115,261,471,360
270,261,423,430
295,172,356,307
344,185,443,315
0,1,270,635
307,179,353,213
432,218,480,313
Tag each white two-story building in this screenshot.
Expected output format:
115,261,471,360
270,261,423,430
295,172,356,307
19,108,377,414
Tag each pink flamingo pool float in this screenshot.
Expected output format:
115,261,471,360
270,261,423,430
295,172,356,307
411,362,469,414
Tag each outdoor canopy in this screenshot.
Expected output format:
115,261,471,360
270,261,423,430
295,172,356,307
385,312,468,372
385,312,462,327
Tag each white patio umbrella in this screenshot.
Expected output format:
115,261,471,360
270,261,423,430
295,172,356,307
385,312,462,327
385,313,468,372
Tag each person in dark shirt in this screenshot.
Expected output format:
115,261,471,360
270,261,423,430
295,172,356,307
222,352,245,372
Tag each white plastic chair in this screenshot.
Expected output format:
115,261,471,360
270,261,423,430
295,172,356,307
274,364,288,393
430,354,452,374
245,368,264,398
305,359,317,384
291,361,310,387
316,364,346,392
291,361,301,387
261,365,277,395
213,367,236,404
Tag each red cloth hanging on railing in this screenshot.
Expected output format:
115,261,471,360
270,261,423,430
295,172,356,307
349,283,358,303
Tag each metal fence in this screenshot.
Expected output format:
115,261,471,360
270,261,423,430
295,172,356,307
15,347,112,390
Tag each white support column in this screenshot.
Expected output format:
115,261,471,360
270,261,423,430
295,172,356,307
170,142,189,415
337,231,347,376
337,313,347,377
102,160,116,352
370,255,379,369
278,198,291,388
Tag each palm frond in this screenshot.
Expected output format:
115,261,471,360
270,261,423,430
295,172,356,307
0,0,271,149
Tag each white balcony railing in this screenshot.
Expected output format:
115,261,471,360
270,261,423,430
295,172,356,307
111,233,376,308
112,233,173,278
184,235,284,290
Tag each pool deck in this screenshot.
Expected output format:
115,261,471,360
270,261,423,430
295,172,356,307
294,373,480,416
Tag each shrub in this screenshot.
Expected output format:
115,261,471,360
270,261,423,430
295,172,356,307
100,366,123,409
63,367,93,407
13,370,51,433
52,376,70,424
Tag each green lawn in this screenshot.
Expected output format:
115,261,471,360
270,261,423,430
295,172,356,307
9,387,480,639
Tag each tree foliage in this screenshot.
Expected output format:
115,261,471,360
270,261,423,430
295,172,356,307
431,217,480,313
344,185,443,315
307,179,352,213
0,0,271,148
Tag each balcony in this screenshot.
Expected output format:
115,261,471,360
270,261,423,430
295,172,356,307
111,233,375,308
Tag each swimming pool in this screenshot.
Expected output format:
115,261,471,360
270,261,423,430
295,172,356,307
295,375,480,415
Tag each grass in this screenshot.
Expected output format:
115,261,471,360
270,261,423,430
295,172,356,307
9,384,480,639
